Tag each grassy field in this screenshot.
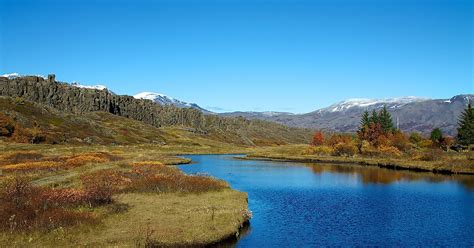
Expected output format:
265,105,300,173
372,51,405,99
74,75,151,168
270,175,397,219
0,143,251,247
242,144,474,174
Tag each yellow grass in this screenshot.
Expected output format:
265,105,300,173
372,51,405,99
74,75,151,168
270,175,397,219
1,161,61,171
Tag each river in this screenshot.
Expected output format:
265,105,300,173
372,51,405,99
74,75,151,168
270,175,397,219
179,155,474,247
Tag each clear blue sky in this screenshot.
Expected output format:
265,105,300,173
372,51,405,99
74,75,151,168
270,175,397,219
0,0,472,113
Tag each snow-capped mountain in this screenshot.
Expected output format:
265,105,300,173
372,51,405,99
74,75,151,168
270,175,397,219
319,97,429,113
221,95,473,135
133,92,208,112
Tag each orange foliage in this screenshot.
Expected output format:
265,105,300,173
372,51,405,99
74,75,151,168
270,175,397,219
379,145,402,158
10,122,46,144
389,131,410,152
332,142,357,157
326,133,353,148
0,112,15,137
1,152,121,173
1,161,62,172
310,131,325,146
65,155,107,167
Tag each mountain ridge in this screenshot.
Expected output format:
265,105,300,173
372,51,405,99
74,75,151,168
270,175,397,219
0,74,311,145
220,94,473,136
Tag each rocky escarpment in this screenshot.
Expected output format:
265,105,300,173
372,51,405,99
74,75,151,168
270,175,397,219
0,75,311,145
0,75,203,128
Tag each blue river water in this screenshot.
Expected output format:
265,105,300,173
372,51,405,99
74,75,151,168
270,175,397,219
179,155,474,247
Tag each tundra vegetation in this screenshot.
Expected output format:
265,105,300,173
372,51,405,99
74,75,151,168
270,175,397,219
0,145,251,246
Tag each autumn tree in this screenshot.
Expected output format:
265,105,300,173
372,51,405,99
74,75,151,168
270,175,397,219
311,131,325,146
0,113,15,137
457,102,474,145
358,107,394,147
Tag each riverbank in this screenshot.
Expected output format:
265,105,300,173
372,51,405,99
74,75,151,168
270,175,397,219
1,190,250,247
242,145,474,175
0,143,251,247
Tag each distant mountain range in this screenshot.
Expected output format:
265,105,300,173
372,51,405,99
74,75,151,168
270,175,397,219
62,81,474,136
221,95,474,136
2,73,470,136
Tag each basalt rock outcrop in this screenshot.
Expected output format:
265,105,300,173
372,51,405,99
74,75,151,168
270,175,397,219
0,75,311,145
0,75,205,128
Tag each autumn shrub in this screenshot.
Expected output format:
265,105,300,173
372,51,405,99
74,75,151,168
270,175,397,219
61,152,121,168
389,132,410,152
1,151,44,164
419,139,433,148
416,148,445,161
310,131,325,146
440,136,455,151
0,178,95,232
34,209,95,231
65,155,107,167
126,173,229,193
373,134,390,148
326,134,354,148
303,145,333,156
360,141,381,157
11,123,46,144
80,171,124,206
379,145,402,158
332,142,357,157
409,132,423,146
1,161,62,172
91,165,231,194
130,161,164,167
0,113,15,137
40,188,89,207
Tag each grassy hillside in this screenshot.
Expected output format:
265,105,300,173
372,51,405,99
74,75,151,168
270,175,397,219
0,96,311,146
0,77,313,146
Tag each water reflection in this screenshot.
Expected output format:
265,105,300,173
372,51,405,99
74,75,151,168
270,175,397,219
310,163,474,190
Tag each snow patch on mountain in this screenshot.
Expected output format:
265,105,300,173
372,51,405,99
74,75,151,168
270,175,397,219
1,73,20,79
71,82,108,91
261,111,294,117
1,73,46,79
134,92,190,106
133,92,207,112
321,97,429,113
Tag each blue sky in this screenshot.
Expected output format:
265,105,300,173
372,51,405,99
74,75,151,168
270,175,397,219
0,0,472,113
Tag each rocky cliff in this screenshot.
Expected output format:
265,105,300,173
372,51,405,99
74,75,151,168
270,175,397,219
0,75,311,145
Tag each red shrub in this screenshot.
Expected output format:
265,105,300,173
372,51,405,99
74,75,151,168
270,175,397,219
0,178,96,232
311,131,325,146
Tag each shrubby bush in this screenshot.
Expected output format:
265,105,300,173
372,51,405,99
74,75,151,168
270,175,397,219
303,145,333,156
332,142,357,157
0,113,15,137
0,178,96,232
409,132,423,146
389,132,410,152
379,145,402,158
